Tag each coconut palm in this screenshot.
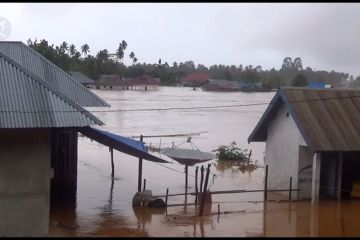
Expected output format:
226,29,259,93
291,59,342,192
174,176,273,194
69,44,76,57
81,44,90,57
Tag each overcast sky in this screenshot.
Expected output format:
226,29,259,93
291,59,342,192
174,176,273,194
1,3,360,77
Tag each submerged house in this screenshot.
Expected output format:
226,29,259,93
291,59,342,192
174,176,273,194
90,74,130,90
91,74,160,91
125,75,160,91
202,79,241,92
248,87,360,203
68,71,95,88
180,72,209,87
0,41,168,236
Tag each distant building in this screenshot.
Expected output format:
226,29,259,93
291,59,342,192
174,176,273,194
90,74,129,90
308,81,332,89
125,75,161,91
68,71,95,88
202,79,241,91
181,72,209,87
249,87,360,203
91,74,160,91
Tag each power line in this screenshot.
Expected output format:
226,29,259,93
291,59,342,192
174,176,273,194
1,93,360,114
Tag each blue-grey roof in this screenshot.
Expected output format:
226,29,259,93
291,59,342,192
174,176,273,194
79,127,170,163
248,87,360,152
68,71,94,84
0,50,103,128
0,41,109,107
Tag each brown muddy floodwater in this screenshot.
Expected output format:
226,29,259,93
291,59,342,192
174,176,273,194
48,87,360,237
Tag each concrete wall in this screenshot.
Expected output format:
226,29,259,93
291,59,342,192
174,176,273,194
298,146,314,199
0,129,51,236
265,104,307,199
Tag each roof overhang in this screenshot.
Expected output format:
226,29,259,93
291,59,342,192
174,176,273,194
77,126,170,163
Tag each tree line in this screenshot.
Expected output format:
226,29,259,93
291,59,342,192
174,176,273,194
27,38,354,88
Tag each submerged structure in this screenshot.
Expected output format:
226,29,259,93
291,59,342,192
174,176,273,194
248,87,360,203
0,41,168,236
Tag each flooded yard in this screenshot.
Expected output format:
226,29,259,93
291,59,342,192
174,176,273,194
48,86,360,237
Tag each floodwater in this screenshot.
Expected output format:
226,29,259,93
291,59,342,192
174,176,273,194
48,87,360,237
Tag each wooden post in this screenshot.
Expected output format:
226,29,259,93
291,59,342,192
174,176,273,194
195,166,199,204
185,165,188,195
217,204,220,215
165,188,169,207
143,179,146,191
289,177,292,201
264,165,268,201
200,165,204,193
110,148,114,178
138,135,143,192
199,164,211,216
247,150,252,165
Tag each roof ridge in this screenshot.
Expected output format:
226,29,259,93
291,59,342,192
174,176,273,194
14,42,109,107
0,50,104,126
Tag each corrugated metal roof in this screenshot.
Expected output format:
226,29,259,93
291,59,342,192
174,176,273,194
0,50,103,128
0,41,109,107
248,87,360,152
68,71,94,84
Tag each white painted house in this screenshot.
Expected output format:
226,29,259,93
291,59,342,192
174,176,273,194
248,87,360,203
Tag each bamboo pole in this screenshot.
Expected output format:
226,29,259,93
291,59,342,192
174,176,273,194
264,165,268,201
110,148,114,178
289,177,292,201
199,164,211,216
185,165,189,196
200,165,204,193
165,188,169,207
195,166,199,204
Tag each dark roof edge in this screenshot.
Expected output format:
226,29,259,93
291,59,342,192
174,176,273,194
247,90,281,143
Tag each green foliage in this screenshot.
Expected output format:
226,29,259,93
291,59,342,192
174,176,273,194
26,38,353,87
212,141,249,161
292,73,308,87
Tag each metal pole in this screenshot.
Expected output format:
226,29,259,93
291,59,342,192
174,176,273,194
143,179,146,191
138,135,143,192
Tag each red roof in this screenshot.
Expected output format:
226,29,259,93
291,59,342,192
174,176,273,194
181,72,209,83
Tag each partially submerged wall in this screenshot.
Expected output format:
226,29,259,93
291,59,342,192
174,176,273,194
0,129,51,236
265,104,308,199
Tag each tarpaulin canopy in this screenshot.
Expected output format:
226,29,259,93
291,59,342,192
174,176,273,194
78,127,169,163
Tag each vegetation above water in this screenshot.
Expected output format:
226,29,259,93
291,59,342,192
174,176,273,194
26,38,357,88
213,141,249,162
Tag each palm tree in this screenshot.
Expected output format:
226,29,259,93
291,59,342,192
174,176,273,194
60,41,68,53
116,40,128,79
133,57,138,64
81,44,90,57
129,51,135,60
69,44,76,57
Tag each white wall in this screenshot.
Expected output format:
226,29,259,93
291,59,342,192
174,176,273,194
265,104,308,199
0,129,51,236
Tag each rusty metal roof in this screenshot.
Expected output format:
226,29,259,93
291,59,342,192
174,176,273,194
0,50,103,128
0,41,109,107
248,87,360,152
